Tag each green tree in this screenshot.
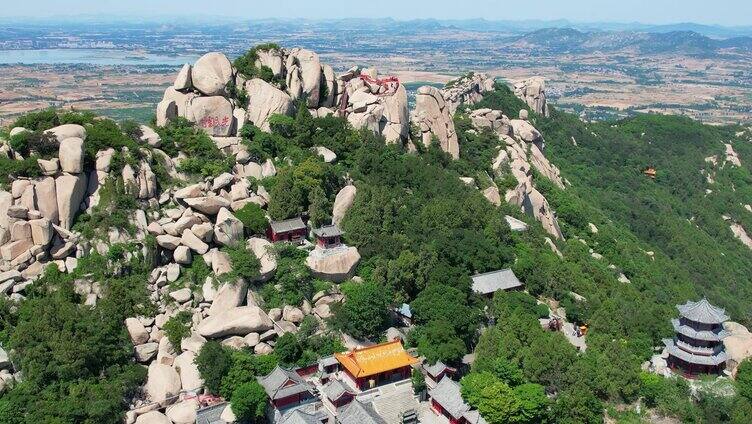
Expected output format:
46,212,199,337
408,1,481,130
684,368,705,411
513,383,549,424
330,281,390,340
307,185,330,228
490,357,525,387
220,350,278,399
275,333,303,366
231,381,268,424
412,369,426,395
235,203,269,236
552,385,603,424
416,319,467,364
195,341,233,394
737,359,752,402
267,168,304,220
222,243,261,283
461,372,500,407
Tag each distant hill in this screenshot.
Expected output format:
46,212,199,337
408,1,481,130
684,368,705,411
508,27,752,55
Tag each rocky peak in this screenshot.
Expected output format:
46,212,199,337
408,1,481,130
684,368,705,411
514,77,549,117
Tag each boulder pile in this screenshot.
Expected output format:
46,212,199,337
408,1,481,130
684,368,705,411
465,98,565,240
159,48,411,146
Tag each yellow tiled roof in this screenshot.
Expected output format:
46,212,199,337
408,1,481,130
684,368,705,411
335,340,417,378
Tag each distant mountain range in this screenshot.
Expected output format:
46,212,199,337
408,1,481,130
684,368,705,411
2,16,752,57
508,27,752,55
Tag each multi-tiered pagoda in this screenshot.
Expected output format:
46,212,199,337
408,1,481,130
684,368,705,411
663,298,729,375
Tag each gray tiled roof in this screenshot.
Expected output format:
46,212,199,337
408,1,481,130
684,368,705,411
338,399,387,424
671,319,729,342
471,269,523,295
424,361,448,378
663,338,728,366
257,365,312,400
319,355,339,367
463,410,488,424
313,224,343,238
677,298,729,324
323,379,355,401
429,376,470,419
281,409,325,424
196,402,228,424
270,217,307,234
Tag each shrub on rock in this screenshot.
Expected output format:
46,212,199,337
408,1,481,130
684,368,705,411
195,341,233,395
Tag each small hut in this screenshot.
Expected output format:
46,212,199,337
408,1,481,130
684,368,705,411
312,224,343,249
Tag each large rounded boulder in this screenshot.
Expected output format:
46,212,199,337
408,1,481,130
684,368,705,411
144,363,181,405
191,52,234,96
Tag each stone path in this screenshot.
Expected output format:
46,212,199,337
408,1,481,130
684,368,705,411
539,318,587,351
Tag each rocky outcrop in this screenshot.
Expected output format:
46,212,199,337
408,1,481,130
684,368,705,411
196,306,273,338
190,96,235,137
413,86,459,159
145,363,181,405
725,144,742,167
306,245,361,282
44,124,87,143
730,222,752,251
464,101,565,239
723,321,752,375
442,72,495,114
286,48,322,108
514,77,549,117
332,185,356,226
248,237,277,282
245,78,294,131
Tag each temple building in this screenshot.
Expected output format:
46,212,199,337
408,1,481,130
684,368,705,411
334,340,418,390
663,298,729,376
268,217,308,243
257,366,316,412
312,224,343,249
429,376,487,424
470,269,523,297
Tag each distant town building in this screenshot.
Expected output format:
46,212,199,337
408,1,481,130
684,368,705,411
335,340,418,390
429,376,487,424
312,224,343,249
663,298,729,376
257,365,316,412
470,269,523,297
268,217,308,243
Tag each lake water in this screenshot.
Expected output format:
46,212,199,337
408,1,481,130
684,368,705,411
0,49,200,66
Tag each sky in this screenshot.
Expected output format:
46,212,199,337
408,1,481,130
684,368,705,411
2,0,752,26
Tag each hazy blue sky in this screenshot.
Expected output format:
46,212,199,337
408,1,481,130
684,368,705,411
2,0,751,26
